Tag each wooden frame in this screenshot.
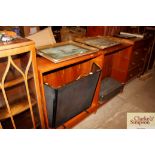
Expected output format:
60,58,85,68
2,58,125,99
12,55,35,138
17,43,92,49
0,38,45,129
75,36,131,55
37,40,98,63
74,36,121,49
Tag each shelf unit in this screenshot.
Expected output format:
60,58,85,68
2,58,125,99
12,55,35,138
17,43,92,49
0,38,44,129
0,96,36,120
0,74,33,89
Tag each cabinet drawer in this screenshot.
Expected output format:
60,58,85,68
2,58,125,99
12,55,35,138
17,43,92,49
129,48,147,69
127,66,142,81
132,48,148,60
129,55,145,69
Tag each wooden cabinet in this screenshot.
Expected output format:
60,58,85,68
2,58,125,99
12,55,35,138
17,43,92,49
113,36,151,81
36,41,104,128
74,36,131,104
75,36,132,83
0,38,44,129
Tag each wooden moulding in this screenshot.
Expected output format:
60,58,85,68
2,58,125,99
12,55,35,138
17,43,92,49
58,104,98,129
37,51,102,74
0,44,35,58
0,38,34,52
31,46,46,128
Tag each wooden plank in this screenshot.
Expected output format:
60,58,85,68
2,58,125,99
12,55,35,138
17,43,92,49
63,104,98,129
0,97,37,120
0,74,33,89
0,38,34,51
0,44,35,58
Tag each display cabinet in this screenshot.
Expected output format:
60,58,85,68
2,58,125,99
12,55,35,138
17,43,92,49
75,36,132,103
0,38,44,129
36,41,104,128
112,35,152,81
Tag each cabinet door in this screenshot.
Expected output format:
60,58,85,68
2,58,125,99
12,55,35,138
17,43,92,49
0,45,42,129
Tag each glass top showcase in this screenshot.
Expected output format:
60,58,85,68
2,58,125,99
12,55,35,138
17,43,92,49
38,42,98,63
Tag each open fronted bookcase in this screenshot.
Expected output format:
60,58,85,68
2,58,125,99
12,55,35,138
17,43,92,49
0,38,44,129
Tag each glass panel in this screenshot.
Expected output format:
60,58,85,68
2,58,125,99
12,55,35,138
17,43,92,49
84,38,120,49
38,44,96,63
40,45,88,59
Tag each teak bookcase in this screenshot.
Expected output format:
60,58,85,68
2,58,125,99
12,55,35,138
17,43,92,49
0,38,44,129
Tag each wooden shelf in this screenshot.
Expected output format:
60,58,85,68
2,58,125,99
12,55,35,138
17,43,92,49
0,97,37,120
0,74,33,89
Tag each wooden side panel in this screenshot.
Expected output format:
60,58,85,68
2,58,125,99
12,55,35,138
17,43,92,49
111,47,132,83
102,55,113,79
